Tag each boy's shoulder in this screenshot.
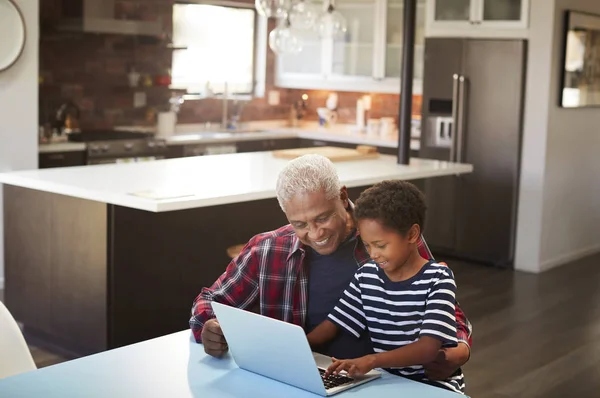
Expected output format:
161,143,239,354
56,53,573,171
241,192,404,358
356,261,381,275
423,261,456,280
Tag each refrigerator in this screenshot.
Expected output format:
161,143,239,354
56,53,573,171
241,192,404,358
419,38,526,267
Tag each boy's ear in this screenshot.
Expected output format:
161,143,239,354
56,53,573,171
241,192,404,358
408,224,421,243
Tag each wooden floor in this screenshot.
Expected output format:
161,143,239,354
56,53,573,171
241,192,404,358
2,252,600,397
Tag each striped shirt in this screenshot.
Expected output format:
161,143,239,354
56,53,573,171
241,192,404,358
328,261,465,394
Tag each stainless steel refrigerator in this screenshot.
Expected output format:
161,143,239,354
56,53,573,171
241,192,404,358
419,38,526,267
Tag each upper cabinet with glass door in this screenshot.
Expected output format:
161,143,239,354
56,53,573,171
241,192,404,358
425,0,529,38
382,0,426,93
276,0,427,94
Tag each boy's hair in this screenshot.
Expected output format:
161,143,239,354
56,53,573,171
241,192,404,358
355,180,426,234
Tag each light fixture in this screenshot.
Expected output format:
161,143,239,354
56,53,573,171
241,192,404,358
317,1,347,39
289,0,320,30
269,17,303,55
255,0,291,19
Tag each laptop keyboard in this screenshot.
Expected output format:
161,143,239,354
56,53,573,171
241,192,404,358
319,368,355,390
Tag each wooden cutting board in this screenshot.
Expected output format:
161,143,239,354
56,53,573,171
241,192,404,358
272,146,380,162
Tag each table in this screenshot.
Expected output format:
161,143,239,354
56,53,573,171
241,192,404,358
0,331,464,397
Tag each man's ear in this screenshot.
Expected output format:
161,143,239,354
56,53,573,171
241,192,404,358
340,186,349,208
408,224,421,243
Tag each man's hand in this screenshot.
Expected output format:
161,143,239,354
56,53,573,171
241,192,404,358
326,355,376,378
201,319,228,358
424,343,470,380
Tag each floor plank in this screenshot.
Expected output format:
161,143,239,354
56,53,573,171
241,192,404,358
1,252,600,398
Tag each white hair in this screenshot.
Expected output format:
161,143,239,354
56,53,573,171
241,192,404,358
276,154,341,212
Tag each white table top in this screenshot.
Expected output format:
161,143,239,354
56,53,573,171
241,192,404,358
0,152,472,213
0,331,464,398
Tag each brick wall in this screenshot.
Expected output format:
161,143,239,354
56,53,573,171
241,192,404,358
39,0,421,129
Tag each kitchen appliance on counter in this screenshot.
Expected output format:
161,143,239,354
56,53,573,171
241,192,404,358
419,38,526,267
68,130,168,165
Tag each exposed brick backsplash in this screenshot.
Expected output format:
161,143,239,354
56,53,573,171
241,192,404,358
40,0,420,130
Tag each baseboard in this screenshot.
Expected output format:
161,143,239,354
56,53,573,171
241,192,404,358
540,244,600,272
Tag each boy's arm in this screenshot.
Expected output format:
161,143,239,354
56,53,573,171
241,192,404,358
325,272,367,338
416,236,472,350
307,319,339,347
329,267,458,377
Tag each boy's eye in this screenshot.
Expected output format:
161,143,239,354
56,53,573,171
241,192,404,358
293,222,307,229
374,244,387,249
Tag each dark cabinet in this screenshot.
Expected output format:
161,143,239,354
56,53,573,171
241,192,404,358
165,145,185,159
39,151,86,168
236,138,301,153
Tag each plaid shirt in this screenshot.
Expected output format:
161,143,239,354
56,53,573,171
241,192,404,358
190,225,473,347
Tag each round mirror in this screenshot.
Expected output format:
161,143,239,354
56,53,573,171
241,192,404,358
0,0,26,72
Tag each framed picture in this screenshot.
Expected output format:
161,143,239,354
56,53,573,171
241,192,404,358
560,10,600,108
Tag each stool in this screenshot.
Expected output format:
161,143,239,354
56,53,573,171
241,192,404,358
226,244,246,259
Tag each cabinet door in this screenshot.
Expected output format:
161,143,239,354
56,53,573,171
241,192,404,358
430,0,473,22
328,0,378,78
276,30,323,81
479,0,528,28
39,151,86,168
384,0,426,82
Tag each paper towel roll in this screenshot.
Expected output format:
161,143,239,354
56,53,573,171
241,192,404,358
356,99,365,129
157,112,176,138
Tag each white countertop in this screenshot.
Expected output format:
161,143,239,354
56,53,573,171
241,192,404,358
38,142,87,153
38,123,421,153
163,124,420,151
0,152,472,213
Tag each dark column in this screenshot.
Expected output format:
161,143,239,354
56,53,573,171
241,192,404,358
398,0,417,165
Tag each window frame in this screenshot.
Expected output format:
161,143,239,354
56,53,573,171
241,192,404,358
172,1,267,98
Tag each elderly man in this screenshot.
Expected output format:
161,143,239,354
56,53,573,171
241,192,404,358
190,154,472,380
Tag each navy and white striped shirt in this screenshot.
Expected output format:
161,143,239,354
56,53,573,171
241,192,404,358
328,261,465,394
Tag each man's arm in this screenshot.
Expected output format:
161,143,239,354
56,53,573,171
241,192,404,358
189,237,260,343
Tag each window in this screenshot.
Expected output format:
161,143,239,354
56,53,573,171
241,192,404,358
171,2,265,96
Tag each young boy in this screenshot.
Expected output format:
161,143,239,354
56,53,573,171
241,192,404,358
307,180,465,394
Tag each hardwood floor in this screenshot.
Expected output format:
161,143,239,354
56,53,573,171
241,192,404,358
2,252,600,397
451,252,600,398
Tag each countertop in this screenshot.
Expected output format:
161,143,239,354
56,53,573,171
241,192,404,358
163,123,421,150
38,142,87,153
0,152,472,213
38,123,420,153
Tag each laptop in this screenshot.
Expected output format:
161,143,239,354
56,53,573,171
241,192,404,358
211,301,381,396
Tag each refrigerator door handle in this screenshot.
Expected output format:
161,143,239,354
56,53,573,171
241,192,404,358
450,73,460,162
456,75,467,163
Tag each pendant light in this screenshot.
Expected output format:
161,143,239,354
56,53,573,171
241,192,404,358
317,0,347,39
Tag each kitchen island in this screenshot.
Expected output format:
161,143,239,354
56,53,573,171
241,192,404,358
0,152,472,357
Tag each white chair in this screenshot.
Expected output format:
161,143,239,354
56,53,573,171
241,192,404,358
0,301,36,379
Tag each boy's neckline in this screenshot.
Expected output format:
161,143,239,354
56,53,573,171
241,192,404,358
380,259,433,284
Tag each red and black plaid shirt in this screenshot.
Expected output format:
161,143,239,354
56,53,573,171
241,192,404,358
190,225,473,347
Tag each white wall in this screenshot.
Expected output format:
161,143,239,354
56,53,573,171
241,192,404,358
515,0,600,272
0,0,39,290
514,0,556,273
540,0,600,270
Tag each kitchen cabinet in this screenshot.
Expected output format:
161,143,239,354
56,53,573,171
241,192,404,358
39,151,86,169
425,0,529,38
275,0,426,94
236,138,301,153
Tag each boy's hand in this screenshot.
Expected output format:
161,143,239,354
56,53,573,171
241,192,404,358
326,355,376,378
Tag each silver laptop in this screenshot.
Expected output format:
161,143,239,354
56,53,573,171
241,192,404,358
211,301,381,396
